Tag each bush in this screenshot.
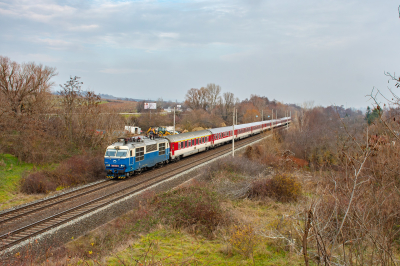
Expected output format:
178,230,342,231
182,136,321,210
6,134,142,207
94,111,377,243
243,141,282,167
202,156,265,181
19,171,58,194
248,174,302,202
152,186,227,236
21,154,105,194
229,224,258,259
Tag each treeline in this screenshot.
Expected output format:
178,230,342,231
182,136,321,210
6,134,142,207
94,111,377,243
184,83,297,123
130,83,302,132
0,56,124,164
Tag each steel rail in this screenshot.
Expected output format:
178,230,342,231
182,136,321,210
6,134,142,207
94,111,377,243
0,180,119,225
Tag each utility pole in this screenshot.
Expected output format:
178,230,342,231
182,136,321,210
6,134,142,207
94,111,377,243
236,109,238,125
262,110,263,121
232,108,235,157
173,107,176,135
272,109,274,133
287,110,289,129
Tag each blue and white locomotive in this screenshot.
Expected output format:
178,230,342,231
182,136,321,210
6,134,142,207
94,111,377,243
105,137,170,179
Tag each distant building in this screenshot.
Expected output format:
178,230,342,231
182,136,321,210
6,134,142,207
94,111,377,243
125,126,141,134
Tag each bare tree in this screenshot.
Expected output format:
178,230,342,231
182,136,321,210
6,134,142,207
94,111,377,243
206,83,221,110
185,87,209,110
58,76,102,147
0,56,57,117
223,92,235,119
185,88,201,110
249,94,268,113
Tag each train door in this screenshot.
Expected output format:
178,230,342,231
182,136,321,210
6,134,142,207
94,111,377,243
129,149,134,172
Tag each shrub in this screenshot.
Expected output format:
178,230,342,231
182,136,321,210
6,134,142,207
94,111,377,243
243,141,282,167
202,156,265,181
248,173,302,202
19,171,58,194
21,154,105,194
229,224,258,259
152,186,227,236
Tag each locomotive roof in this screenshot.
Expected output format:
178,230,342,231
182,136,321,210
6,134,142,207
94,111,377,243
163,130,211,142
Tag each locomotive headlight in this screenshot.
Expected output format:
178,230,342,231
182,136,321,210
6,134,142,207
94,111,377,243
106,164,110,167
120,164,125,168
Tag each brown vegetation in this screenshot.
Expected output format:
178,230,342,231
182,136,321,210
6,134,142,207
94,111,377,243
20,154,105,194
248,174,302,202
0,57,125,165
152,185,228,237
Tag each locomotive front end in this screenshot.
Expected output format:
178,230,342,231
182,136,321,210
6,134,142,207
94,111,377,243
104,145,130,179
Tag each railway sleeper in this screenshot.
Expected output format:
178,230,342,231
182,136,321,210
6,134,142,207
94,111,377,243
22,230,39,235
3,236,21,242
16,233,32,238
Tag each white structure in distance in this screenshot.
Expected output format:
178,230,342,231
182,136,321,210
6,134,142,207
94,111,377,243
124,126,142,134
144,103,157,110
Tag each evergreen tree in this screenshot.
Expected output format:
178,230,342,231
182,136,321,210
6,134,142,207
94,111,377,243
365,106,381,125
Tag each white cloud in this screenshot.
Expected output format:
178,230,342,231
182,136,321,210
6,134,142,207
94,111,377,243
68,24,100,31
100,68,148,74
26,53,60,63
31,38,82,51
158,32,179,39
0,0,76,22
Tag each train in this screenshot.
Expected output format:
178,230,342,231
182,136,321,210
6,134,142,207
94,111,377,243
104,117,291,179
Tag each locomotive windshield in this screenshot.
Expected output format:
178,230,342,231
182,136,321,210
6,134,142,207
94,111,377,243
105,149,117,157
116,150,127,157
105,149,127,157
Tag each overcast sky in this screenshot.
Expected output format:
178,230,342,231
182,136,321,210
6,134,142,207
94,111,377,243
1,0,399,108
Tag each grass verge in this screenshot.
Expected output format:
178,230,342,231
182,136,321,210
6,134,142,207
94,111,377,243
0,154,54,210
106,229,305,266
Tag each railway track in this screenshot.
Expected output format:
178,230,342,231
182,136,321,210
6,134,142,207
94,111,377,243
0,128,282,252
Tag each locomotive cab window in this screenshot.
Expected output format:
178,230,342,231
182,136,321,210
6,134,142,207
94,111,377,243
105,149,117,157
116,150,127,157
130,150,133,157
